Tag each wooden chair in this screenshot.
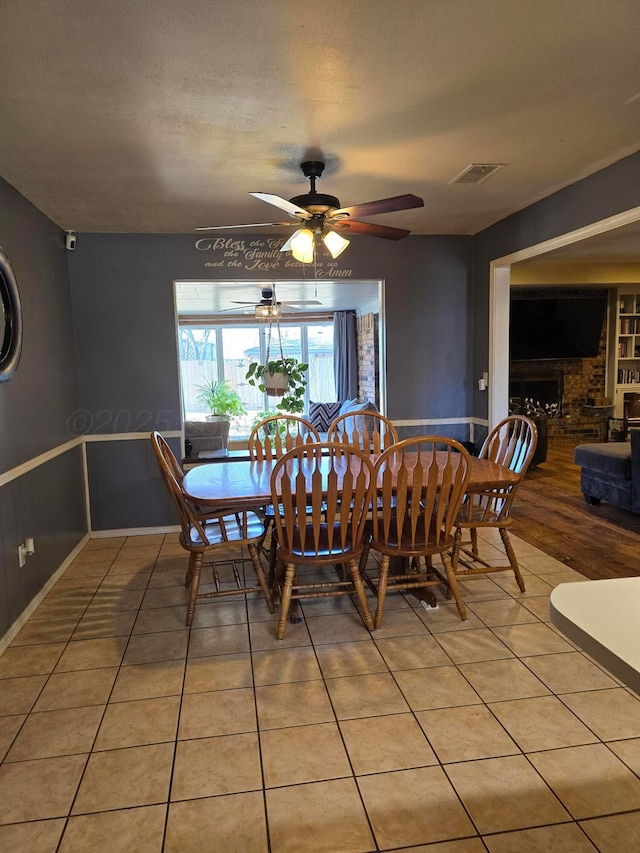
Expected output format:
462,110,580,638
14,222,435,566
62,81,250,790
327,410,398,453
360,437,471,629
151,431,274,626
451,415,538,592
270,442,375,639
248,415,320,584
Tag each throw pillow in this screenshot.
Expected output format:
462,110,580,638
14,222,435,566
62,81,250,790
308,401,342,433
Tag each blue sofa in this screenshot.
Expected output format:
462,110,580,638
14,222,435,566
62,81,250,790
574,429,640,512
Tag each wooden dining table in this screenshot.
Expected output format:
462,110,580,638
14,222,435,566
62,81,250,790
183,451,519,613
182,452,520,511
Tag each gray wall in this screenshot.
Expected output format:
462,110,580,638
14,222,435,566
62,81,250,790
68,232,472,529
0,178,86,636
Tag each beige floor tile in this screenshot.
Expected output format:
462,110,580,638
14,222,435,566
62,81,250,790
31,594,93,621
358,765,476,848
521,595,552,622
132,606,185,634
435,628,514,664
484,822,599,852
111,659,185,702
580,811,640,852
446,754,569,833
416,704,519,763
340,712,437,774
165,792,268,853
267,777,374,853
90,589,146,610
146,568,186,588
248,616,312,650
72,742,173,814
0,818,66,852
491,574,555,598
5,705,104,762
492,622,574,656
94,695,180,750
458,658,550,702
98,571,151,591
398,841,487,853
0,674,47,715
34,667,118,712
537,570,590,588
191,599,249,627
314,641,386,678
153,555,187,572
59,804,166,852
184,653,253,692
0,714,26,760
188,624,250,657
256,680,334,730
454,576,510,601
529,744,640,818
261,722,351,787
11,617,77,646
0,644,66,678
172,732,262,799
140,586,190,609
326,672,409,719
375,633,452,670
522,652,618,694
560,688,640,741
468,598,540,627
607,737,640,775
179,688,256,739
370,608,430,638
0,753,87,824
305,612,373,645
394,665,481,711
488,695,599,752
63,561,111,579
85,537,125,550
111,556,157,574
48,577,104,597
251,646,321,686
300,594,359,617
416,601,485,633
54,637,128,672
71,609,137,640
122,630,189,665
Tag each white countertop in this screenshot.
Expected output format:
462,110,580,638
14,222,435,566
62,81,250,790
550,578,640,695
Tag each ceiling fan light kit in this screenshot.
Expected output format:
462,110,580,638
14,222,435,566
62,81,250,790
196,159,424,263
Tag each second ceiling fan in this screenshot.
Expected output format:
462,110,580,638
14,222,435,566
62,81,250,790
196,161,424,262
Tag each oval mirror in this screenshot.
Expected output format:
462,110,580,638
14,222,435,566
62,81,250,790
0,246,23,382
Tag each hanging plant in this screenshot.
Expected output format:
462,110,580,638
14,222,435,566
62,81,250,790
246,356,309,413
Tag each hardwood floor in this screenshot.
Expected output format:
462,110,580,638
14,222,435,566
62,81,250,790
511,439,640,580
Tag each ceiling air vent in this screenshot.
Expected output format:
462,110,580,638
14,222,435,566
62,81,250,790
449,164,506,186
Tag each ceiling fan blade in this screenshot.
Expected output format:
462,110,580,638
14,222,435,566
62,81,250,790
332,220,411,241
195,221,292,231
281,300,322,306
230,301,258,305
331,194,424,220
250,192,312,219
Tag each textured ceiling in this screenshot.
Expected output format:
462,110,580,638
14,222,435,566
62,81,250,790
1,0,640,238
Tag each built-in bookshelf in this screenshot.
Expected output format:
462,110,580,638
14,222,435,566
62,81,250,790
614,288,640,415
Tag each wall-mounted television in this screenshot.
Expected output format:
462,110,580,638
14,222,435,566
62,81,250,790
509,294,608,361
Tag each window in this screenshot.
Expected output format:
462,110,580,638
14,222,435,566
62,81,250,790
178,320,336,436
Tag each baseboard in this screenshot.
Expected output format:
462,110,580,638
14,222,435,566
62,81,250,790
90,525,181,538
0,532,91,654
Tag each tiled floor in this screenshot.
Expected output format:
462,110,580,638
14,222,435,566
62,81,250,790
1,531,640,851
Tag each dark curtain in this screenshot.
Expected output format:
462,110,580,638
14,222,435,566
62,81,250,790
333,310,358,401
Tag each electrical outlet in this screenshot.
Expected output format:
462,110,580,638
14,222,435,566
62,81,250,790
18,544,27,568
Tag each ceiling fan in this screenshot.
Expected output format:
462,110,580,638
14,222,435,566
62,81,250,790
222,286,321,318
196,161,424,262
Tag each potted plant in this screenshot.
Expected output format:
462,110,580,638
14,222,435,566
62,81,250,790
196,379,247,422
245,356,309,413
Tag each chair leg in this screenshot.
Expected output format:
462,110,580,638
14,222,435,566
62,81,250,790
248,543,275,613
500,527,526,592
347,558,374,631
276,562,296,640
267,526,278,589
470,528,479,557
374,554,390,629
186,552,203,627
451,527,462,572
441,549,467,620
